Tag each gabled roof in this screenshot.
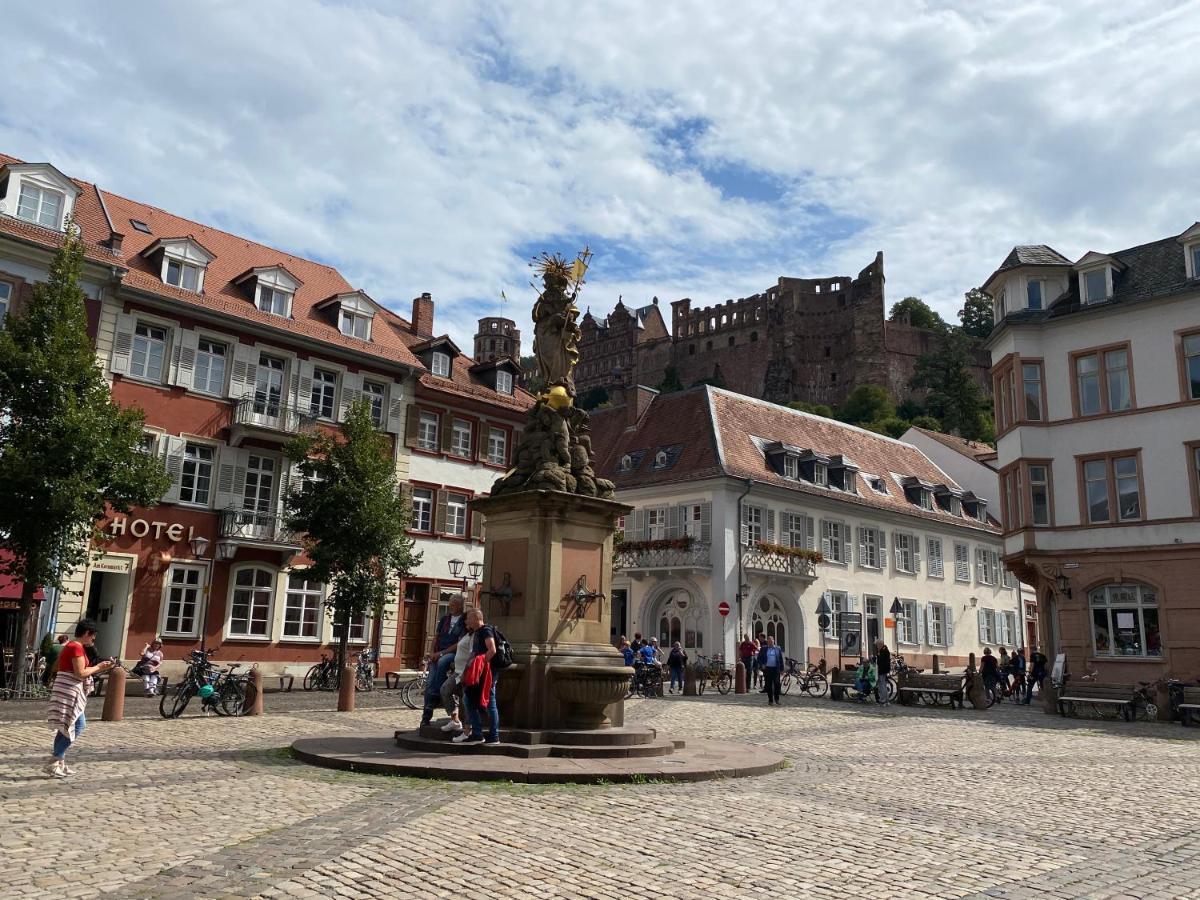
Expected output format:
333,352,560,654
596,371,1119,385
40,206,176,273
907,426,998,464
0,161,83,198
469,355,522,375
141,235,216,263
1074,250,1124,270
591,386,999,533
983,244,1072,293
411,334,464,357
233,264,305,289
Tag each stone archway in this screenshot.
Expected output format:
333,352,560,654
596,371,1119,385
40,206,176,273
647,587,709,654
747,592,803,656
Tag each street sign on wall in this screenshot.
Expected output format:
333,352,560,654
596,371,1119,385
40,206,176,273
717,601,730,617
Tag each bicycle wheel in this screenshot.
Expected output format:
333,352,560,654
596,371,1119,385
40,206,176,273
160,682,193,719
220,679,247,717
780,674,792,695
400,678,418,709
717,671,733,695
805,674,829,698
303,665,321,691
355,667,374,692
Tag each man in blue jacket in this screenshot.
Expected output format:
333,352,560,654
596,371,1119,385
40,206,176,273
422,594,466,726
758,635,785,705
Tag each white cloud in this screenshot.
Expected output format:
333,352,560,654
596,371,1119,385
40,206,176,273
2,0,1197,349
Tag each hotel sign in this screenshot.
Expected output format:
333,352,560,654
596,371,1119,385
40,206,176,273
106,517,197,544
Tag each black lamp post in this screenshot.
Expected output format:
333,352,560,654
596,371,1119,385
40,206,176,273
816,595,831,667
447,558,484,597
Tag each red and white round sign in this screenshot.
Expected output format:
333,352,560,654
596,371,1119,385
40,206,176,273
717,601,731,617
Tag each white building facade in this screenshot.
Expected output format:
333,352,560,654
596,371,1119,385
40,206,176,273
592,387,1022,669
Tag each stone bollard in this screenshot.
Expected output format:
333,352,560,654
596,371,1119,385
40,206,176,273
683,663,698,696
735,660,747,694
337,663,355,712
965,652,988,709
243,667,264,716
101,667,126,722
932,655,940,674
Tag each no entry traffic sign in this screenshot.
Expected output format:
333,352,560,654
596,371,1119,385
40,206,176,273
717,601,731,617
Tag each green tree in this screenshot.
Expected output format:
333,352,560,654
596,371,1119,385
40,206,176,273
658,365,684,394
284,401,421,668
911,329,991,442
959,287,994,339
787,401,834,418
577,385,609,410
863,416,910,439
836,384,894,426
0,227,170,689
910,414,943,431
888,296,945,331
896,398,926,421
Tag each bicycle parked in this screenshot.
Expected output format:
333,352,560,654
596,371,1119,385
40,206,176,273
692,653,733,695
355,648,378,692
159,648,247,718
627,661,664,698
399,663,428,710
303,652,339,692
780,658,829,698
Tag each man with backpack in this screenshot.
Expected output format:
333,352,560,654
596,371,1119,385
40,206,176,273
454,608,511,744
1024,647,1048,704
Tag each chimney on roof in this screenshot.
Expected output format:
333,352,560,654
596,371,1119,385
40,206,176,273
107,232,124,254
411,292,434,338
628,384,658,429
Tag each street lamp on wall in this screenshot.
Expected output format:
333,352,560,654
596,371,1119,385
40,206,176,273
1054,573,1073,599
188,536,210,559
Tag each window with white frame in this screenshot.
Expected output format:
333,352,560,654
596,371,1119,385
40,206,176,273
487,426,507,465
918,490,934,511
362,380,385,428
979,608,997,644
828,591,847,638
858,526,880,569
332,613,368,643
865,596,881,644
1183,332,1200,400
229,567,274,637
997,610,1016,646
193,338,226,395
16,182,64,229
166,258,202,292
495,370,513,394
898,600,918,644
339,309,371,340
976,549,1000,586
283,574,323,639
0,281,10,326
929,602,948,646
927,537,944,578
417,411,439,451
783,455,799,479
445,493,468,537
1026,279,1043,310
954,542,970,582
179,443,214,506
1029,464,1051,526
411,488,433,532
450,419,472,458
310,368,337,420
130,322,168,382
786,513,807,550
139,431,160,456
647,507,667,540
257,285,290,317
813,463,828,487
893,532,916,573
163,564,203,636
431,352,451,377
1089,583,1161,658
822,520,847,564
1082,268,1109,304
683,503,704,539
743,505,763,544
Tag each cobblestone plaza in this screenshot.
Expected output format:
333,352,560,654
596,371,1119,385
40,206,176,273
3,693,1199,899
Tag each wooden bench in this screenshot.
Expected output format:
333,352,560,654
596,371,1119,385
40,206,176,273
828,667,865,702
896,673,964,709
1177,686,1200,726
1056,682,1135,720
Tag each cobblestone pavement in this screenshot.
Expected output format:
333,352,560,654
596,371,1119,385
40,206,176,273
3,692,1199,899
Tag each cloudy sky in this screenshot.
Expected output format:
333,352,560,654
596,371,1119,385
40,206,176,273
3,1,1198,350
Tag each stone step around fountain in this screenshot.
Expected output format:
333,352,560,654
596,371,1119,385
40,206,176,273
397,726,679,759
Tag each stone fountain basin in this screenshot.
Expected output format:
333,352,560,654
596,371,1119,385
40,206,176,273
549,663,634,729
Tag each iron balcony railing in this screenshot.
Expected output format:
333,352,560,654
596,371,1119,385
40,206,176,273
231,395,312,435
614,542,712,571
219,509,299,546
741,547,817,579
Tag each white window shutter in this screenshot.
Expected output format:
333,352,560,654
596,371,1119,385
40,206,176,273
945,607,955,647
913,535,921,573
228,344,259,399
894,537,903,572
976,549,984,584
844,527,853,566
667,504,683,538
700,502,712,543
766,509,775,544
384,381,405,434
161,437,188,503
977,608,988,642
820,521,831,557
805,515,815,550
630,508,646,541
848,594,858,613
295,360,315,415
916,604,926,645
171,329,199,388
740,522,750,546
214,447,248,511
924,603,934,643
110,312,137,375
857,527,866,563
339,372,363,421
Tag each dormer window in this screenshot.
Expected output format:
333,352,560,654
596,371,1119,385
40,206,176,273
783,455,798,479
339,309,371,340
866,475,888,495
1083,268,1108,304
1191,245,1200,280
317,291,376,340
496,370,513,394
235,266,302,320
995,288,1007,320
16,182,62,229
0,163,81,232
813,463,828,487
431,352,450,377
259,285,290,317
618,454,633,472
145,237,215,295
919,490,934,510
1026,279,1043,310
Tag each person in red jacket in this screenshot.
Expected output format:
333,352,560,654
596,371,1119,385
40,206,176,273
453,608,500,744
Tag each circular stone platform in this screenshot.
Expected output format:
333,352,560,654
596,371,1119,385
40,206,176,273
290,732,785,784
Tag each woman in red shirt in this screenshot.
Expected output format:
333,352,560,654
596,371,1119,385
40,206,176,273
44,619,116,778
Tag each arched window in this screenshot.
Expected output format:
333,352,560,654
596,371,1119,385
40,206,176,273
751,595,788,651
1089,583,1161,658
655,592,704,649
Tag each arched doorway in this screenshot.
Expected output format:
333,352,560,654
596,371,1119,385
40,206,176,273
651,590,707,652
750,594,792,653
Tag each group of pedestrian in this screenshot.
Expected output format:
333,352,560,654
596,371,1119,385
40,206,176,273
419,594,503,744
618,633,691,695
979,645,1047,703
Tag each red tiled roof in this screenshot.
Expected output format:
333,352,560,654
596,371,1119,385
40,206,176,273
908,426,998,464
592,386,999,534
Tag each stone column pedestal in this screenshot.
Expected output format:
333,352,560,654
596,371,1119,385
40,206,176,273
471,490,633,731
